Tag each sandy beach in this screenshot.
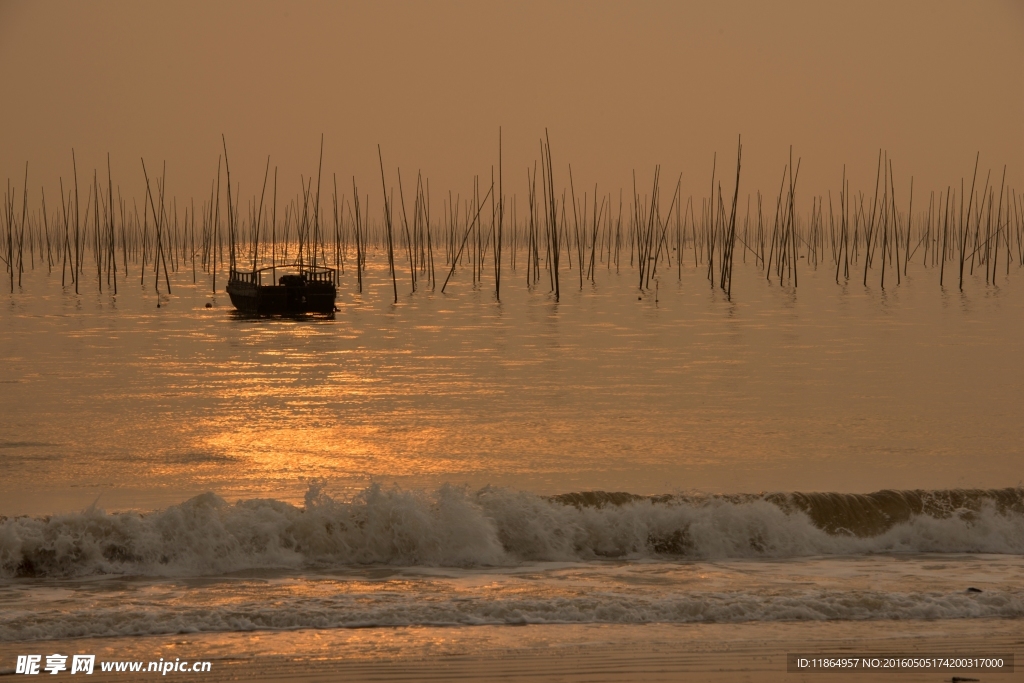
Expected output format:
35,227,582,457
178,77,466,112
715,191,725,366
2,619,1019,682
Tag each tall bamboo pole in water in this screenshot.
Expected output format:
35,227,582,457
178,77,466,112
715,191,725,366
252,156,270,275
272,167,277,285
158,164,172,295
42,186,52,275
222,136,237,275
939,187,950,287
881,158,890,288
861,150,882,287
72,150,80,294
312,135,324,271
569,164,583,290
959,153,980,292
107,155,117,294
4,182,11,293
92,169,101,292
724,135,742,299
213,156,221,294
496,128,503,301
190,197,196,284
397,169,416,293
378,146,398,303
544,130,560,301
18,163,29,289
425,177,435,290
836,167,846,283
59,178,69,288
352,177,363,293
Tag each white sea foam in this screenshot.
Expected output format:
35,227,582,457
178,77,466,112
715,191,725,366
3,583,1022,641
1,483,1022,578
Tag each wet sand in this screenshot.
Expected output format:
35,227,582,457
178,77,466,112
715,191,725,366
1,619,1018,682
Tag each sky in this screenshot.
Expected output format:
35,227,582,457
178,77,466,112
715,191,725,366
1,0,1022,216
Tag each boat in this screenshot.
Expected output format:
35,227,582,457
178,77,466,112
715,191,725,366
226,265,336,315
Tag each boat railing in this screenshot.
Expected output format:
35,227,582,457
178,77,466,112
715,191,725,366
302,267,336,283
229,265,336,286
228,269,258,285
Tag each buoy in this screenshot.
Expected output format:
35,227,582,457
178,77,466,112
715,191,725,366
205,303,212,308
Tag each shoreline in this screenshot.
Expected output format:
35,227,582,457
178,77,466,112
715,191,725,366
2,619,1019,682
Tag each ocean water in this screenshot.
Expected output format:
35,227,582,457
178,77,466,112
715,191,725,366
1,256,1023,649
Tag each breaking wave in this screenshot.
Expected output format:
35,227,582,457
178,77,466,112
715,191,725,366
1,484,1022,578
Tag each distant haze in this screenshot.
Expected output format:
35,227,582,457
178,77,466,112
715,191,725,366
1,0,1021,211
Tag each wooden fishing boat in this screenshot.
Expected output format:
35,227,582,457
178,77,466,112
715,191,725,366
226,265,336,315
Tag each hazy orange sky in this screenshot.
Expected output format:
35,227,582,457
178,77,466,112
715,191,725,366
1,0,1021,214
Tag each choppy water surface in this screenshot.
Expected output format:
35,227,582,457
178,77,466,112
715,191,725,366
1,259,1022,641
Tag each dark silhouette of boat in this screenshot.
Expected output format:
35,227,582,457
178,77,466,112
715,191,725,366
220,136,336,315
226,265,336,315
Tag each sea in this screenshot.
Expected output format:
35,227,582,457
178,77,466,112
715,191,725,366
1,253,1022,675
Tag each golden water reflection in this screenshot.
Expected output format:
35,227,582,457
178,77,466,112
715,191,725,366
1,261,1023,513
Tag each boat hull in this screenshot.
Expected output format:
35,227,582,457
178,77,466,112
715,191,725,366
226,280,336,315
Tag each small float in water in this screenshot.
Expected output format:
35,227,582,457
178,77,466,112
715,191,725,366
226,265,336,315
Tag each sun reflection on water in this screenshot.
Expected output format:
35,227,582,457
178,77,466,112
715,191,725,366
2,261,1023,513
